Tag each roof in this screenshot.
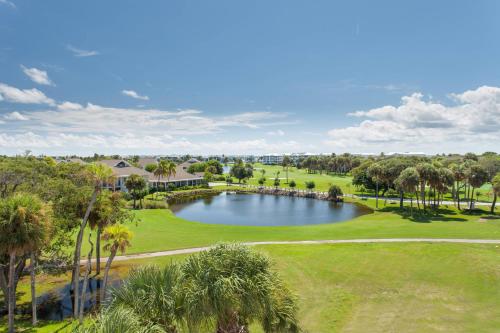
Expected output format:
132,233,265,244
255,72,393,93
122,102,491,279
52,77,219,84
137,157,158,168
97,159,152,177
56,158,87,165
151,165,203,182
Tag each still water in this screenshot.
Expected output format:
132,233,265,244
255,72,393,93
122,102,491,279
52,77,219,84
170,192,371,226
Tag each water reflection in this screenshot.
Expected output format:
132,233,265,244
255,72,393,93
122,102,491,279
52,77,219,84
169,192,372,226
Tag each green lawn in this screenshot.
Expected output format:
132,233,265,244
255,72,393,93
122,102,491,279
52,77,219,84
225,163,496,203
8,243,499,333
80,200,500,256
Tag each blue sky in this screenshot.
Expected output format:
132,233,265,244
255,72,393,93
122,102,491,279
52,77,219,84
1,0,499,155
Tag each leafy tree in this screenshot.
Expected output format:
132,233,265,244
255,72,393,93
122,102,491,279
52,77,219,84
144,163,158,173
274,177,281,188
203,171,214,183
125,174,147,209
225,175,233,185
0,194,52,333
230,160,253,183
258,177,266,186
101,224,133,300
289,180,296,189
328,185,343,200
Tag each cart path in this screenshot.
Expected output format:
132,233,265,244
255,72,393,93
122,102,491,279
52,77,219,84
92,238,500,263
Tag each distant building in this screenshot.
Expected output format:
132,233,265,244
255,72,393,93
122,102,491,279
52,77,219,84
261,154,284,165
55,157,87,165
97,159,152,192
137,157,158,168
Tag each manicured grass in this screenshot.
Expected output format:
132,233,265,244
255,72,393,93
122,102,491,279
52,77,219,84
9,243,499,332
236,163,355,193
79,198,500,256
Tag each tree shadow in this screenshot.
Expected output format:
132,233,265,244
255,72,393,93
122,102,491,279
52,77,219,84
379,206,467,223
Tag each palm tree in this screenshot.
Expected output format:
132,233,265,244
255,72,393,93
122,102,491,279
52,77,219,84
165,161,177,189
491,173,500,214
466,164,489,209
0,193,52,333
101,224,133,301
367,163,383,208
282,156,292,183
415,163,437,209
72,163,114,318
395,167,420,212
182,243,299,333
154,160,172,196
125,174,147,209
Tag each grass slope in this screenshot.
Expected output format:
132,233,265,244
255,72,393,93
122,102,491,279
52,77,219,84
82,202,500,256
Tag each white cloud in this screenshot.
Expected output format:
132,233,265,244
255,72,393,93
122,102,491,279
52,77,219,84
267,129,285,136
57,101,83,111
66,45,99,57
327,86,500,153
122,90,149,101
0,0,15,8
4,111,29,121
21,65,54,86
9,102,290,138
0,83,55,105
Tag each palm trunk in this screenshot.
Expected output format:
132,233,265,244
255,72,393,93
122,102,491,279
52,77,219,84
72,188,98,318
30,252,37,326
96,226,102,275
375,182,379,208
8,252,16,333
79,232,94,322
470,187,475,209
132,191,136,209
399,191,404,209
410,196,413,215
0,267,8,299
415,191,420,210
491,193,497,214
101,250,116,302
420,181,426,208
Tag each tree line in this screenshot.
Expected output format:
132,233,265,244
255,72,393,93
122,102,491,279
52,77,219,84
351,153,500,212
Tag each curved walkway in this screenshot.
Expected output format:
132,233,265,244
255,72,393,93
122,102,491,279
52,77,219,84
95,238,500,263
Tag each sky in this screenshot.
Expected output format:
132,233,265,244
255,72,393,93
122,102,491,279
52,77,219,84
0,0,499,156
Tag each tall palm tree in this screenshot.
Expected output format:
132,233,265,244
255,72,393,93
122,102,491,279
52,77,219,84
416,163,437,209
367,163,383,208
72,163,114,318
282,156,291,184
466,164,489,209
165,161,177,190
0,193,52,333
154,160,170,197
100,224,133,301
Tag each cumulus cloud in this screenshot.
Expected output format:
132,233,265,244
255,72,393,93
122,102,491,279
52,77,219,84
21,65,54,86
0,83,55,105
4,111,29,121
327,86,500,152
0,132,305,155
66,45,99,57
122,89,149,101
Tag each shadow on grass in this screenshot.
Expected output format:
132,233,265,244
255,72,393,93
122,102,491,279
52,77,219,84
379,206,468,223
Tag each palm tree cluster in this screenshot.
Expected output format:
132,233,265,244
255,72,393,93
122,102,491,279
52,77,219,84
80,244,299,333
352,153,500,213
298,153,361,175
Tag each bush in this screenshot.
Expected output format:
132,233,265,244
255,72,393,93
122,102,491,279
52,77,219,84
328,185,343,199
143,200,168,209
289,180,296,188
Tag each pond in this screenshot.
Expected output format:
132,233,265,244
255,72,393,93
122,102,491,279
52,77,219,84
169,192,371,226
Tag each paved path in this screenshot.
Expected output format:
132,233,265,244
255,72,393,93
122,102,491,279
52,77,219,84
93,238,500,263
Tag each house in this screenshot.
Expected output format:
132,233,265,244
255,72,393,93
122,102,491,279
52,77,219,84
178,158,201,171
150,163,204,188
97,159,152,192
